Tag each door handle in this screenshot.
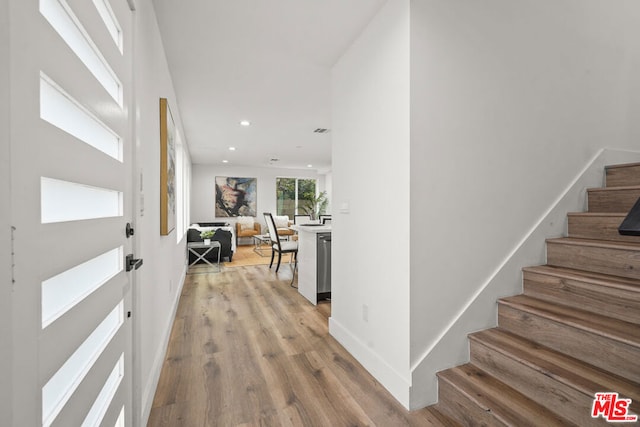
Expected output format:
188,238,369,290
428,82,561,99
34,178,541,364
126,254,143,271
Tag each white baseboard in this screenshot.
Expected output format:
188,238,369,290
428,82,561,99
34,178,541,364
329,316,411,409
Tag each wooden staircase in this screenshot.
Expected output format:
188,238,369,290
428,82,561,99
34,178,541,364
428,162,640,426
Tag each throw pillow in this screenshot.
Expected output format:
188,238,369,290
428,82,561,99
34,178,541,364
187,228,202,242
237,216,254,231
273,215,289,229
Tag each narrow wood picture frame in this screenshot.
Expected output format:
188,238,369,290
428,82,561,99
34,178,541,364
160,98,176,235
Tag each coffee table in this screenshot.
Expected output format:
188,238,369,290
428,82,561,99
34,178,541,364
253,234,272,257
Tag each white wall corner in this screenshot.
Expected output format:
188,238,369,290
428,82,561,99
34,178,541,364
329,317,411,409
408,148,640,409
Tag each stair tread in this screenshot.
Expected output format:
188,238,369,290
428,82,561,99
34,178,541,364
606,162,640,170
567,212,627,217
588,184,640,192
499,295,640,348
546,237,640,250
523,265,640,292
438,364,574,426
469,328,640,402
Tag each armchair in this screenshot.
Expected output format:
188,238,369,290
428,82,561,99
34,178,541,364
236,217,261,245
273,215,295,240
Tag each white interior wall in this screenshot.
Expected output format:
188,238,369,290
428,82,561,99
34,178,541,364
330,0,412,407
0,0,12,421
132,1,192,423
191,164,326,233
409,0,640,408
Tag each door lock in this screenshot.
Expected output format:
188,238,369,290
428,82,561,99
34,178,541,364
125,223,135,238
126,254,143,271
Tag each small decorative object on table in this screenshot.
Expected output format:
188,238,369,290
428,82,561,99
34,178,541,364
200,230,215,245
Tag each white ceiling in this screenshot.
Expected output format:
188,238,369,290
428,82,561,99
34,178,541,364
151,0,387,172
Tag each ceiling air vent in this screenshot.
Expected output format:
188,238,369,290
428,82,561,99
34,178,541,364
313,128,330,134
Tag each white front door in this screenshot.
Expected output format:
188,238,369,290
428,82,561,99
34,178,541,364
10,0,135,425
1,0,13,421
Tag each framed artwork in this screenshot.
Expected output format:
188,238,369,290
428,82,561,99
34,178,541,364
215,177,257,217
160,98,176,235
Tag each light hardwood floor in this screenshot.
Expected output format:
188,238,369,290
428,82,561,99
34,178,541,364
147,263,448,426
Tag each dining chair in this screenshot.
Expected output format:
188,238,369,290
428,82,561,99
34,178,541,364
264,212,298,272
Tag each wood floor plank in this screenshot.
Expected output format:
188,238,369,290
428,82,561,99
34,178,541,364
148,264,439,426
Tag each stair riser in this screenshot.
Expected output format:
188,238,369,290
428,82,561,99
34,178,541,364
470,340,599,427
546,241,640,280
436,377,505,426
568,215,638,243
523,270,640,324
498,304,640,383
587,188,640,213
606,165,640,187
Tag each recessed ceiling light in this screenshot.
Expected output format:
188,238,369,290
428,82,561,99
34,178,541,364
307,164,313,168
228,147,236,151
222,160,229,163
239,120,251,126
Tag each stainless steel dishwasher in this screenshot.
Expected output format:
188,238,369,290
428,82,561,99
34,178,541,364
317,232,331,300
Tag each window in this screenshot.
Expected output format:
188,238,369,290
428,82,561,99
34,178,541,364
40,74,122,161
175,133,192,243
276,178,316,218
41,177,122,223
91,0,123,54
40,0,123,106
42,302,124,427
41,247,123,328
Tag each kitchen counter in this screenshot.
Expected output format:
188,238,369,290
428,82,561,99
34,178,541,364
290,224,331,304
290,224,332,234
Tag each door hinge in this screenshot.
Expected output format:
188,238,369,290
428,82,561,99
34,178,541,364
10,226,16,284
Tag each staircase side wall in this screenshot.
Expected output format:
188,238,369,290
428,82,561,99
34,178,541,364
409,0,640,410
410,149,640,408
